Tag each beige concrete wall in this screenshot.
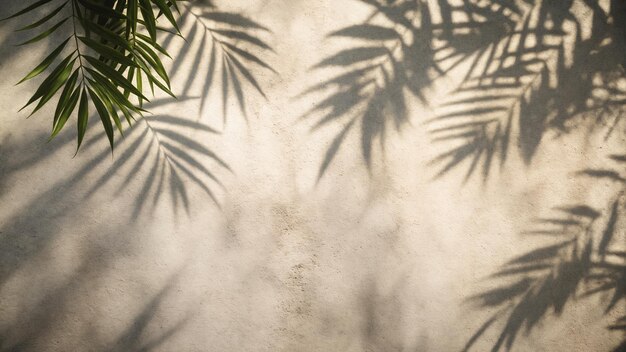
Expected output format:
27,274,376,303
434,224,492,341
0,0,624,351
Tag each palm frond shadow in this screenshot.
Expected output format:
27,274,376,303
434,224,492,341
0,3,62,82
87,111,228,216
428,0,626,182
297,0,524,179
0,97,228,296
299,0,424,180
301,0,626,181
0,1,270,214
161,0,275,122
3,94,228,217
464,156,626,352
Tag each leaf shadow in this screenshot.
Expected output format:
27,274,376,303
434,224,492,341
428,0,626,182
161,0,275,122
300,0,626,182
0,95,229,303
464,160,625,351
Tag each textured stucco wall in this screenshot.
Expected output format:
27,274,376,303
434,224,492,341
0,0,624,351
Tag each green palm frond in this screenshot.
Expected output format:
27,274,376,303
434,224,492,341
4,0,181,152
3,0,272,211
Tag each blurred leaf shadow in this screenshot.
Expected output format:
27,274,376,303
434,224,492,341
429,0,626,183
0,3,276,346
0,0,277,222
301,0,626,182
357,277,415,352
299,0,423,180
0,252,190,352
0,96,229,308
107,276,191,352
161,0,275,122
464,154,626,352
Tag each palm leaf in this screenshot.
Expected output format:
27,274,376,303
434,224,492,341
7,0,181,152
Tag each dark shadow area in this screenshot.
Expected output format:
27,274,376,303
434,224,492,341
0,257,189,352
301,0,626,181
0,98,228,315
106,277,190,352
429,0,626,182
0,2,274,346
357,278,415,352
0,2,62,74
464,153,626,351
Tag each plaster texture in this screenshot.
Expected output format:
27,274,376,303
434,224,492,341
0,0,624,351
